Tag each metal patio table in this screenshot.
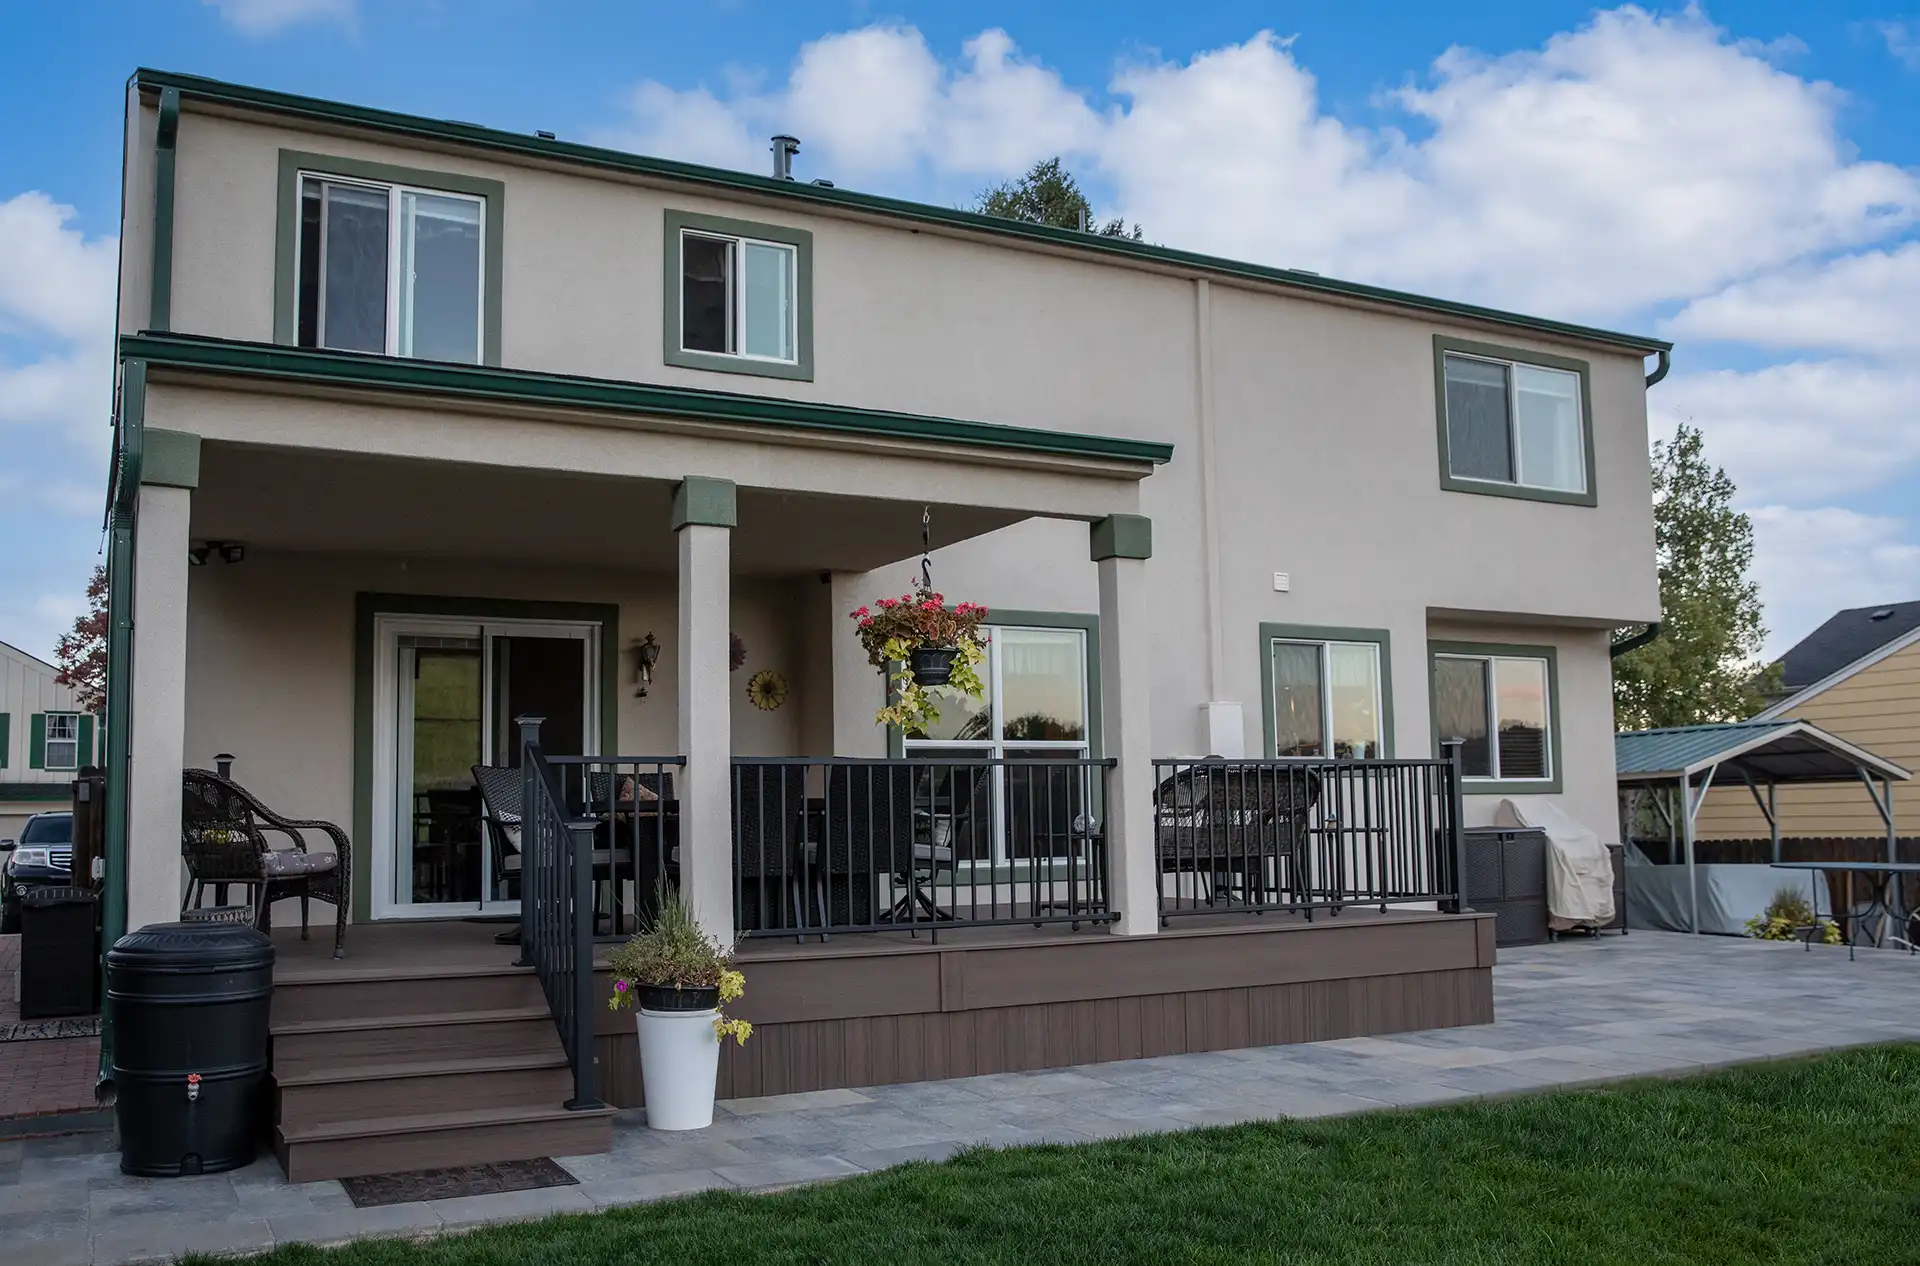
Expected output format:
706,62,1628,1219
1770,861,1920,960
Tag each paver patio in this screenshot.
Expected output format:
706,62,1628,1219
5,930,1918,1266
0,934,102,1128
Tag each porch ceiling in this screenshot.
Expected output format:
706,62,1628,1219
191,441,1030,575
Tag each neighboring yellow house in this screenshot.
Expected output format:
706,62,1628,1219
1695,601,1920,840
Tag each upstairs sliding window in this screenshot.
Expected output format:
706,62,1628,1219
296,174,485,363
1435,337,1593,505
679,230,796,363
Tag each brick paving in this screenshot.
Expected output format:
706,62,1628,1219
0,935,103,1125
5,931,1919,1265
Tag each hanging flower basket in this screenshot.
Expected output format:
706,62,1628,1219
850,581,988,731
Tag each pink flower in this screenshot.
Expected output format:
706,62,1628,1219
859,618,873,628
613,980,628,993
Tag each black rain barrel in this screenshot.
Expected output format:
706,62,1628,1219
106,921,274,1177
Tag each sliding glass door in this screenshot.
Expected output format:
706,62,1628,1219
372,616,599,919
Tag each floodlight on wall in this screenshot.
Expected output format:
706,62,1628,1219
188,545,212,566
218,542,247,564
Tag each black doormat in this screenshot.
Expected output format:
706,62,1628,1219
0,1016,101,1043
341,1157,579,1208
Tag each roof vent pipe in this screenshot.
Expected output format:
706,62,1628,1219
771,135,800,180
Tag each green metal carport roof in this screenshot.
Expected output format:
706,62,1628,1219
1615,720,1911,786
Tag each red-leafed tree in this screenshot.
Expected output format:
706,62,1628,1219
54,564,108,714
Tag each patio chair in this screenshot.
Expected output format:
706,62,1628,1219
817,764,935,931
1154,760,1320,909
732,764,808,937
180,767,350,958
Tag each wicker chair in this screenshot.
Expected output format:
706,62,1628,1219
180,768,350,958
1154,760,1320,907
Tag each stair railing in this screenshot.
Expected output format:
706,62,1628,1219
515,714,602,1111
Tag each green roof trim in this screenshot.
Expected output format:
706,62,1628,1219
120,331,1174,466
132,67,1671,358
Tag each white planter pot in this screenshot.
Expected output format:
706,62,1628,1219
636,1006,720,1130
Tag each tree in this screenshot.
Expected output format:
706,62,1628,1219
54,564,108,714
1613,424,1778,730
974,158,1143,240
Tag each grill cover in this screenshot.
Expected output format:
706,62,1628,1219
1494,798,1616,930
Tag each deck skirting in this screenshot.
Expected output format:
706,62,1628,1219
593,912,1497,1106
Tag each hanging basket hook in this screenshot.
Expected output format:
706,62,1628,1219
920,505,933,591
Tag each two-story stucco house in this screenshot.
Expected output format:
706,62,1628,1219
98,70,1665,1179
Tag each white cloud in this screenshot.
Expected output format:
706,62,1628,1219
1654,359,1920,503
597,26,1098,184
601,8,1918,324
1663,241,1920,353
0,192,116,452
0,192,117,341
1748,506,1920,654
1882,21,1920,71
202,0,353,36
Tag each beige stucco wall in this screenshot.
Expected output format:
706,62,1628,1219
181,552,809,843
1694,639,1920,840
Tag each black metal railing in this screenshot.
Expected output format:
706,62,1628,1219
730,756,1118,940
515,718,604,1111
1153,743,1468,922
544,753,686,941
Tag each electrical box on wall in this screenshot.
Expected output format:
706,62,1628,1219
1272,572,1291,593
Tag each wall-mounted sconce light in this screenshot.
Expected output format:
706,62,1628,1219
632,632,661,698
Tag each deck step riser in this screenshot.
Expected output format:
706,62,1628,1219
273,974,544,1025
273,1018,557,1068
277,1065,575,1126
277,1114,613,1184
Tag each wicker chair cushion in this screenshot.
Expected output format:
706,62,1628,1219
259,849,339,877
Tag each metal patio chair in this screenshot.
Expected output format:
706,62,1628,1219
180,767,350,958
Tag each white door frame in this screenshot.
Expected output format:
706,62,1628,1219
369,613,601,921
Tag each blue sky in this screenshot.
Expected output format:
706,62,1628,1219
2,1,1917,664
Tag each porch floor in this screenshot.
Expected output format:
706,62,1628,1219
14,932,1920,1266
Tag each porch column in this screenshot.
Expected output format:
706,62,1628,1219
1092,515,1158,937
126,430,200,932
674,477,735,943
828,571,886,757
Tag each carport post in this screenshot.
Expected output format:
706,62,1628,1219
1678,774,1697,934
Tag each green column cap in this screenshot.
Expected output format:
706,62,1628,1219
1090,514,1151,561
139,429,200,490
672,476,738,530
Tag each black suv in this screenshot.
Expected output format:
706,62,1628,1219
1,811,74,934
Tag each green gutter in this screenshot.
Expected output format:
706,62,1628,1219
131,67,1671,358
121,331,1176,466
1644,349,1671,388
1611,621,1661,659
98,362,144,1095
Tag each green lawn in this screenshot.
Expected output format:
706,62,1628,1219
233,1046,1920,1266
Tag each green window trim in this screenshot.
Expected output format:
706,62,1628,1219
887,610,1102,760
1433,335,1597,508
662,210,815,382
1427,639,1564,796
352,592,619,923
273,149,506,365
1257,623,1395,760
0,713,7,768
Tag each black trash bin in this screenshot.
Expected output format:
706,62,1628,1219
19,886,100,1019
106,921,274,1177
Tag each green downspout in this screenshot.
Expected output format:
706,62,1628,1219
1611,622,1661,659
100,83,177,1094
1614,353,1671,664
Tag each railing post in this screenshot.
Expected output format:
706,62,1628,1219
565,818,603,1110
515,715,544,968
1442,738,1471,914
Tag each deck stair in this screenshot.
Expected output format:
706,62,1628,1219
269,958,611,1183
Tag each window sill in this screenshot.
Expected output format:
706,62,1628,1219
1459,776,1564,796
664,346,813,382
1439,474,1596,507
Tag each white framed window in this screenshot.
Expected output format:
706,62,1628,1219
1432,652,1552,782
903,624,1092,865
1441,350,1587,495
679,229,797,363
296,173,486,363
44,713,80,771
1268,638,1384,760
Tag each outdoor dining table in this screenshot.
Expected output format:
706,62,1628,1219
1769,861,1920,961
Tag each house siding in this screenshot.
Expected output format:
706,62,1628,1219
1694,639,1920,839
